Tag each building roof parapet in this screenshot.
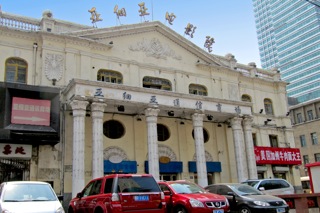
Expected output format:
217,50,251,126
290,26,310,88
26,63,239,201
0,10,91,33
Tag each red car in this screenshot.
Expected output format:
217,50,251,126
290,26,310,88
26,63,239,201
68,174,166,213
158,180,230,213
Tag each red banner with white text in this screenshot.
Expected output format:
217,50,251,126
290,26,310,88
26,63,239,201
254,146,302,165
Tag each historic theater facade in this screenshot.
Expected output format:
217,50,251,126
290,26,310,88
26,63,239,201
0,9,302,204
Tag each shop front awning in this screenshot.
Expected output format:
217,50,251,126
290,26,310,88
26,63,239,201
188,161,222,173
144,161,183,173
104,160,137,174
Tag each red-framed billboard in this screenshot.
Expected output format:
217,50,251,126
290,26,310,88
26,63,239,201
11,97,51,126
254,146,302,165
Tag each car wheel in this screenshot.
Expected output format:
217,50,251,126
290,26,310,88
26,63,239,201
239,206,251,213
174,206,187,213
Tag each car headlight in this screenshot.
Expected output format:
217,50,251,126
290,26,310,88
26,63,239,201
253,201,270,206
189,198,205,207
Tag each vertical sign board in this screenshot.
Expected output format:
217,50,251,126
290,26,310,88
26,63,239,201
11,97,51,126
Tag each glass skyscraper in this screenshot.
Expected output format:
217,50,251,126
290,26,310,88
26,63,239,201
252,0,320,104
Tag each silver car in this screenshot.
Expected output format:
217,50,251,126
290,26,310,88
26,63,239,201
0,181,64,213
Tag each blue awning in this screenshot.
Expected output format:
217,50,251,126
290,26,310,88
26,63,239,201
144,161,183,173
104,160,137,174
188,161,222,172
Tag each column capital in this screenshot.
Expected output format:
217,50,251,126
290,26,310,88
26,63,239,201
145,107,160,117
231,117,243,129
91,102,107,112
70,100,89,117
243,116,253,129
192,113,205,127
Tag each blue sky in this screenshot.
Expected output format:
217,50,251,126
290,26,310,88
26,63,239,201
0,0,261,67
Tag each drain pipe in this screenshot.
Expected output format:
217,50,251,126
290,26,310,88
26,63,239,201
32,43,38,85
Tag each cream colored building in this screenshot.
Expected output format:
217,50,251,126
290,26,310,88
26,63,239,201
0,10,302,205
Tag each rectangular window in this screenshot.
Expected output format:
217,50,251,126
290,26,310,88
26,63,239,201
311,133,318,145
269,135,278,147
307,110,314,121
315,153,320,162
252,133,257,146
297,113,303,123
303,155,309,165
300,135,307,147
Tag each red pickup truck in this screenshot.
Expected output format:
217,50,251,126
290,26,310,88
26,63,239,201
68,174,166,213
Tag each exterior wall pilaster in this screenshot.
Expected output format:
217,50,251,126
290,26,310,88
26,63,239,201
145,105,160,180
192,112,208,187
243,116,258,179
70,100,89,197
231,117,248,182
91,102,107,179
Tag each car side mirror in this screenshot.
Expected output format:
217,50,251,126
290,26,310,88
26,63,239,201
76,192,83,198
258,187,265,191
163,190,171,196
227,192,235,196
57,195,64,201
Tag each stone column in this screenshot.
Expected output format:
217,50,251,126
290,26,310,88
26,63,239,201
243,116,258,179
70,99,89,197
231,117,248,182
145,105,160,180
192,112,208,187
91,102,107,179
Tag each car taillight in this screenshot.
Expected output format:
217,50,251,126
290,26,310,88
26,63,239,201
111,193,120,202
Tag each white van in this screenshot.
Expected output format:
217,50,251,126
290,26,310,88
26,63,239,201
241,178,294,195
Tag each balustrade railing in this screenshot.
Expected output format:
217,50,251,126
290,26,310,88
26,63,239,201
0,12,40,31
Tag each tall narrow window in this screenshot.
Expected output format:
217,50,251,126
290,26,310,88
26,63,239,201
303,155,309,165
269,135,278,147
300,135,306,147
264,98,273,115
297,113,303,123
307,110,314,121
252,133,257,146
189,84,207,96
5,58,27,83
97,70,123,84
143,77,172,91
242,94,252,112
315,153,320,162
311,132,318,145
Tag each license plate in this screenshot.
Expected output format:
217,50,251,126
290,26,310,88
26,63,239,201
134,195,149,201
213,210,224,213
277,208,285,213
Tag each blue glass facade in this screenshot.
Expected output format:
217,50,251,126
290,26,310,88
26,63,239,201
252,0,320,103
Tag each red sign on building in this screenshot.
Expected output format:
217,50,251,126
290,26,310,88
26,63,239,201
254,146,302,165
11,97,51,126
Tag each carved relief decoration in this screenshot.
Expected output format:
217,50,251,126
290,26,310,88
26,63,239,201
103,146,129,161
158,145,177,161
193,151,213,161
129,38,181,60
44,53,64,81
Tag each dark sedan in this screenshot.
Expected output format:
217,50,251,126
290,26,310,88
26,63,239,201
205,183,289,213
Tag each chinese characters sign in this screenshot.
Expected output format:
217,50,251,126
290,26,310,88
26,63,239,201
0,144,32,159
254,146,302,165
11,97,51,126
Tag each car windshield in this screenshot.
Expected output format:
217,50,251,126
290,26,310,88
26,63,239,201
170,182,206,194
242,181,260,188
3,183,57,202
230,184,263,196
